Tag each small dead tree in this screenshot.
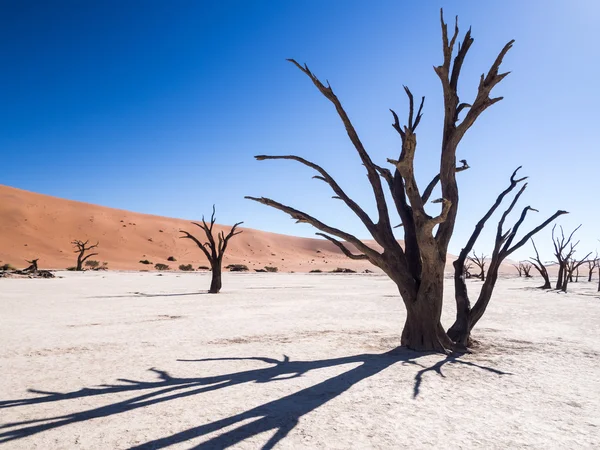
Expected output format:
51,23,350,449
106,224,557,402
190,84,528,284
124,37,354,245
449,168,566,345
513,263,523,277
587,254,598,282
23,259,39,273
468,251,487,281
180,205,243,294
529,239,552,289
520,262,532,278
72,240,99,271
563,252,591,293
552,225,581,290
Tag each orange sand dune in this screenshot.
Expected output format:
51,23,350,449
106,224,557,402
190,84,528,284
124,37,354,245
0,185,380,272
0,184,518,274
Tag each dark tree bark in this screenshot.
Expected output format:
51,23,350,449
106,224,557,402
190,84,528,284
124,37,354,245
552,225,581,290
72,240,99,271
448,168,566,345
180,205,243,294
468,252,487,281
587,255,598,282
530,239,552,289
246,12,563,352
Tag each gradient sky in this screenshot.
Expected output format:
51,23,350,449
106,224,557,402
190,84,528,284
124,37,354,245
1,0,598,261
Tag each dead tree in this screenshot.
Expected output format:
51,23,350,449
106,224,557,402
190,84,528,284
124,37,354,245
468,251,487,281
587,254,598,282
520,262,532,278
246,11,564,352
72,240,99,271
563,252,591,293
513,263,523,277
529,239,552,289
23,259,39,273
552,225,581,290
180,205,243,294
449,168,566,345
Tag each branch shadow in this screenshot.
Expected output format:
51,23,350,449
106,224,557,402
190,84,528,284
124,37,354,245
89,291,210,299
0,349,510,448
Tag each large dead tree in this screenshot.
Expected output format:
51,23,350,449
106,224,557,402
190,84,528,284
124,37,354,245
72,240,99,271
449,169,566,345
468,251,487,281
529,239,552,289
246,11,564,352
180,206,243,294
552,225,581,290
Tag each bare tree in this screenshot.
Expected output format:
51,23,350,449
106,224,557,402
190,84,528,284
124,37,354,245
513,263,522,277
529,239,552,289
23,259,39,273
468,251,487,281
180,206,243,294
520,262,532,278
587,253,598,282
246,11,564,352
562,252,591,293
448,169,566,345
72,240,99,271
552,225,581,290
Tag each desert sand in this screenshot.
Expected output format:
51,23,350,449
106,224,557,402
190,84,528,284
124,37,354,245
1,272,599,448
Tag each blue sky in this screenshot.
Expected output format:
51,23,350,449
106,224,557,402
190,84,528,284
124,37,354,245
1,0,598,261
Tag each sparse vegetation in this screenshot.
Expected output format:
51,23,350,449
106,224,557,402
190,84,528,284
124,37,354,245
178,264,194,271
331,268,356,273
155,263,170,271
264,266,278,273
84,260,100,269
1,263,16,271
198,265,210,270
139,260,153,265
167,256,177,262
309,269,323,273
66,267,78,271
226,264,249,272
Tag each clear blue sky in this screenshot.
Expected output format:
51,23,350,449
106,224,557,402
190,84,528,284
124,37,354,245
1,0,598,261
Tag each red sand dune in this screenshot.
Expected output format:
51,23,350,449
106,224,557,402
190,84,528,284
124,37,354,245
0,184,518,274
0,185,382,272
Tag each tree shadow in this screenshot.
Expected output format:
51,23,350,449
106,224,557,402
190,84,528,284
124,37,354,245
90,291,210,299
0,349,510,448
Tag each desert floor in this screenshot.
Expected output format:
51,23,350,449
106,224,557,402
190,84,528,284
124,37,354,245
1,272,599,449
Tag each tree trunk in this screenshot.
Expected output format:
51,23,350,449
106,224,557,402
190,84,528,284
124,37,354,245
556,263,565,290
588,268,593,282
447,261,470,346
209,264,222,294
76,254,83,271
540,276,551,289
400,269,450,352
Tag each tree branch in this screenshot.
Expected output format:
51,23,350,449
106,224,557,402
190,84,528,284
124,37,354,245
315,233,369,260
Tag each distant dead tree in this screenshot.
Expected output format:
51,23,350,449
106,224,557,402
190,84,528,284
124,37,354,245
468,251,487,281
552,225,581,290
247,9,565,351
463,262,473,279
513,263,523,277
72,240,99,271
520,262,532,278
449,168,565,345
587,253,598,282
180,205,243,294
529,239,552,289
562,252,591,292
24,259,39,273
